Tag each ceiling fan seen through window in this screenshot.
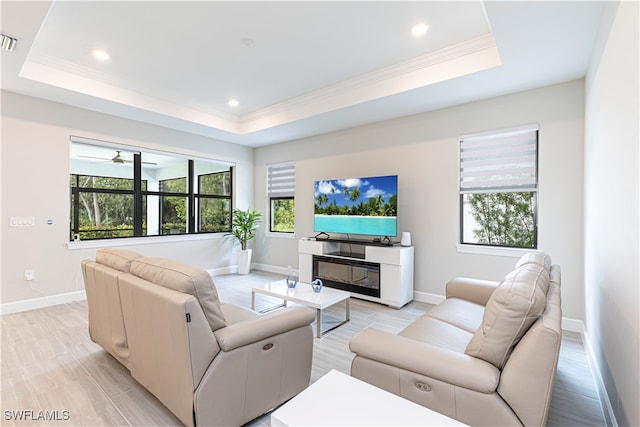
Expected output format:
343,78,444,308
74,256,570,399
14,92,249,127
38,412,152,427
78,150,157,166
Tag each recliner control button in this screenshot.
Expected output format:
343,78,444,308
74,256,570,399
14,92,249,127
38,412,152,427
415,381,431,392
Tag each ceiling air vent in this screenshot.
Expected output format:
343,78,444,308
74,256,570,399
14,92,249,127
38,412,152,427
1,33,18,52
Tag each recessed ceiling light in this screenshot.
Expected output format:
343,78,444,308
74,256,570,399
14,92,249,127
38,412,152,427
91,49,110,61
411,23,428,37
228,98,239,108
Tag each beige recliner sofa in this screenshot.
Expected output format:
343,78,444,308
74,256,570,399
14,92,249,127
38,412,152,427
82,248,315,427
349,252,561,426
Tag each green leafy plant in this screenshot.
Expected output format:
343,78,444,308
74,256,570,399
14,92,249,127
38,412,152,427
272,198,295,232
465,192,535,248
228,208,262,250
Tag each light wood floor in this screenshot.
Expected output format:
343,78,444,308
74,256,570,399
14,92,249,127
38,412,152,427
1,271,606,426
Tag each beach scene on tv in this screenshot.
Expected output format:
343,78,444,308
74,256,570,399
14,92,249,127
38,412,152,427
314,175,398,237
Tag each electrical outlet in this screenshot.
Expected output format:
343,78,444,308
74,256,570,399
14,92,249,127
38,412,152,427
23,270,34,281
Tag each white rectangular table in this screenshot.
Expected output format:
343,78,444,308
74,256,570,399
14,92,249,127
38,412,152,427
271,369,467,426
251,280,350,338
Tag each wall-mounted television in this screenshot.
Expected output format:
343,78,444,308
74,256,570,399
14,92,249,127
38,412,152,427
314,174,398,237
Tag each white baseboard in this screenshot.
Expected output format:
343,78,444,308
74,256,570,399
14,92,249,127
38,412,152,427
413,290,445,305
251,263,291,276
208,266,238,276
581,323,619,427
561,317,583,333
0,290,87,316
210,263,290,277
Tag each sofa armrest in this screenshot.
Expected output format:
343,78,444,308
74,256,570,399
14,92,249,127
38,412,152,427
349,328,500,393
445,277,499,306
214,306,315,351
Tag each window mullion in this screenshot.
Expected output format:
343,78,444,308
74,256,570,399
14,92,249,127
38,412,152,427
188,160,195,233
133,153,143,237
72,181,80,240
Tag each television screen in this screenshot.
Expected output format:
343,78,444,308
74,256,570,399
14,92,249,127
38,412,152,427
314,175,398,237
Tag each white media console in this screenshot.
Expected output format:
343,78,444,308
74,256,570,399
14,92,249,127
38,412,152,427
298,238,414,308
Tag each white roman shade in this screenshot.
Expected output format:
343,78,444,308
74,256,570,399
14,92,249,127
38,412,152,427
459,125,538,194
267,161,295,198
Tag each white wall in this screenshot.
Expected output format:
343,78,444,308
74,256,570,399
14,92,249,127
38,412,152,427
2,80,587,323
254,80,585,320
584,1,639,425
1,91,254,308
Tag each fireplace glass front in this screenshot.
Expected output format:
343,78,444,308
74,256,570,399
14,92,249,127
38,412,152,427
312,255,380,298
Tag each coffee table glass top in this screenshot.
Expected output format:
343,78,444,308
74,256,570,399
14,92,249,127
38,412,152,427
253,279,350,309
252,280,351,338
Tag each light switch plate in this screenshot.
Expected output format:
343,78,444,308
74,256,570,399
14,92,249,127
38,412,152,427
9,216,35,227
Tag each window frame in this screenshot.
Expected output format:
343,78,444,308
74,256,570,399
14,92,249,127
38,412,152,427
196,170,233,234
266,161,295,234
458,124,539,250
70,173,143,240
157,176,189,236
269,196,295,233
69,137,233,242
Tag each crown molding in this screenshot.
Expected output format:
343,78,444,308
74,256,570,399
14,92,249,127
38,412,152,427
239,33,500,134
19,55,241,132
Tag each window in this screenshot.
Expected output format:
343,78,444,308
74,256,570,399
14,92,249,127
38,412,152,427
159,177,188,235
70,174,146,239
459,125,538,249
70,138,233,241
197,170,232,233
267,162,295,233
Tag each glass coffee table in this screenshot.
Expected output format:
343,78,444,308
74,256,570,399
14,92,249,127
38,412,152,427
251,280,350,338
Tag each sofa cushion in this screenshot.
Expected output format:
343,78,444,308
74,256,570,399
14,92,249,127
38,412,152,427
515,252,552,294
96,248,143,272
400,316,474,353
425,298,485,334
515,252,551,272
465,263,548,369
130,257,226,332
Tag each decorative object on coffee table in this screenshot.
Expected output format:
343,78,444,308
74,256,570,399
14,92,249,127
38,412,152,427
311,278,323,293
286,265,298,288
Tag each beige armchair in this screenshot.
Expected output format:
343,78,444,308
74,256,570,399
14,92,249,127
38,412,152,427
82,249,315,426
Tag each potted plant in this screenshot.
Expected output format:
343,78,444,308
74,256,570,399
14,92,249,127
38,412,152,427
228,208,262,274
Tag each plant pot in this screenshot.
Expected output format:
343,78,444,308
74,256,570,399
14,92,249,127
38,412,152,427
238,249,252,275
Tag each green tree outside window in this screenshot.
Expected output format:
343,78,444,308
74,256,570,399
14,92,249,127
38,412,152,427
463,191,536,248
